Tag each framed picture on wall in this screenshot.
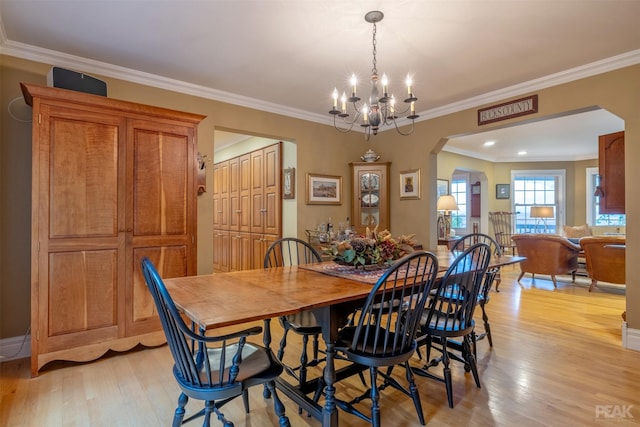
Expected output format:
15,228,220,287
437,179,449,198
400,169,421,200
496,183,510,199
283,167,295,199
306,173,342,205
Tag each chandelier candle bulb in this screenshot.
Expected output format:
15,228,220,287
382,73,389,95
351,74,357,97
332,89,338,109
406,75,412,95
341,93,347,112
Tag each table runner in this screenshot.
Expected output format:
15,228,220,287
299,261,391,284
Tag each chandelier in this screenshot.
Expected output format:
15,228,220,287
329,11,418,140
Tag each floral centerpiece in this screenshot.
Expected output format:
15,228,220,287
323,226,417,269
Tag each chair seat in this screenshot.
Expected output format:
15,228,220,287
337,326,416,366
192,343,276,385
420,316,475,337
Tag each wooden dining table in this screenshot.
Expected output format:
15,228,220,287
162,248,525,427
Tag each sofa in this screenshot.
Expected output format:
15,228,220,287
512,234,582,288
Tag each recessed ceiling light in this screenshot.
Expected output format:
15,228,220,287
483,140,495,146
517,151,527,155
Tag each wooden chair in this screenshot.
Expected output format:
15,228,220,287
264,237,323,398
332,251,439,427
579,236,626,292
413,243,492,408
512,234,581,287
450,233,502,349
489,211,518,255
140,258,289,427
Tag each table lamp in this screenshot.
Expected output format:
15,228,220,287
530,206,554,233
437,195,459,238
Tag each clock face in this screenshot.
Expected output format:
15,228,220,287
472,185,480,195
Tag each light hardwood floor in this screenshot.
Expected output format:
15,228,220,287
2,265,639,426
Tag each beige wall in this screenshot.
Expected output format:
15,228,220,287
1,55,638,341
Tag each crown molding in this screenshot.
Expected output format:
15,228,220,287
2,36,639,127
415,49,640,122
0,39,328,125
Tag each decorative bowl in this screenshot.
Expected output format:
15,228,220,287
360,149,380,162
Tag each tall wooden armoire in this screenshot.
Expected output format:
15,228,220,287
21,83,205,376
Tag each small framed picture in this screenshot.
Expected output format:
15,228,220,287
496,183,510,199
437,179,449,198
283,167,295,199
306,173,342,205
400,169,421,200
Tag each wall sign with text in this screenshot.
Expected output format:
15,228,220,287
478,95,538,125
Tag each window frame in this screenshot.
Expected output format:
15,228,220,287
510,169,566,234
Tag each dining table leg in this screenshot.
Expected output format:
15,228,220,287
263,318,273,399
322,340,338,427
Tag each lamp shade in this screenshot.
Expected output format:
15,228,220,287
530,206,554,218
437,195,459,211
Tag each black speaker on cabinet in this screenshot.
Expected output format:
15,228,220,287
47,67,107,96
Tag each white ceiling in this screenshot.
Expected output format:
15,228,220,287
1,0,637,160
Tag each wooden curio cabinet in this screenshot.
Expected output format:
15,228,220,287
350,162,391,235
22,83,205,376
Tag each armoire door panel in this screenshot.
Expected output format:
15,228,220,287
48,110,120,238
131,123,192,236
47,250,118,338
128,246,189,335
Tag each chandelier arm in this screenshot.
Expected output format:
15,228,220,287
386,103,412,116
391,117,416,136
333,113,361,133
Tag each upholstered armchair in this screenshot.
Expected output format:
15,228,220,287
512,234,582,287
579,236,626,292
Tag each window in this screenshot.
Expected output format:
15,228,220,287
586,167,625,226
511,170,565,234
450,179,467,230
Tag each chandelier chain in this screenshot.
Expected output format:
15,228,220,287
371,22,377,76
